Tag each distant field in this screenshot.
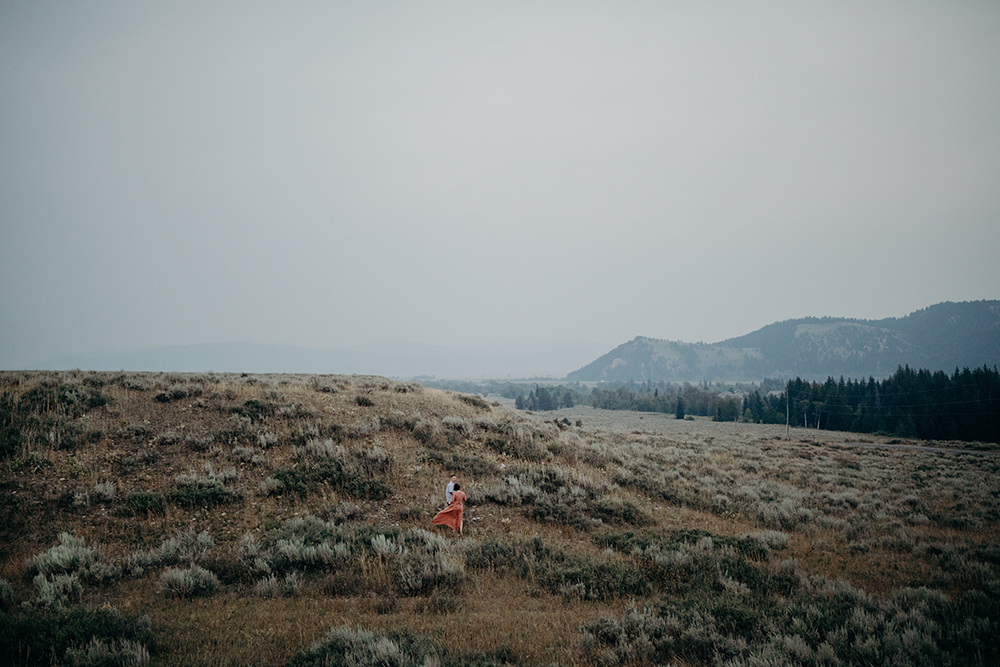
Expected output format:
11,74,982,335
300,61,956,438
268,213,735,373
545,404,999,452
2,371,997,666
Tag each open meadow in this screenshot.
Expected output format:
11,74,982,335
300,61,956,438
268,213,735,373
1,370,998,666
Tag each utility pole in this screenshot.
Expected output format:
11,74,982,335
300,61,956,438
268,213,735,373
786,381,790,440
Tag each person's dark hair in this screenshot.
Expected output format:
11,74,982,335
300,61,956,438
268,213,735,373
453,484,461,491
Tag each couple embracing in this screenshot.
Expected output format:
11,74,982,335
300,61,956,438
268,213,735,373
432,474,466,535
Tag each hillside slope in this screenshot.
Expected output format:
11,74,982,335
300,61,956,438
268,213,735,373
1,370,998,666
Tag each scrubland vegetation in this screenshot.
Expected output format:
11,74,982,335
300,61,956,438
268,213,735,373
1,370,998,666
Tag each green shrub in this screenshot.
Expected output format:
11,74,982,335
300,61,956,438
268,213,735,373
31,572,82,609
381,412,416,432
156,527,215,566
467,536,647,601
393,544,463,596
0,392,25,459
271,538,350,571
246,516,358,575
411,420,443,448
122,492,166,516
464,540,516,571
251,522,463,598
174,463,238,487
19,383,112,417
581,552,1000,667
166,484,239,508
255,571,302,598
325,502,365,524
581,604,669,665
167,464,240,508
25,533,98,578
0,607,152,667
94,481,116,501
24,533,122,600
1,386,104,458
536,556,651,601
63,637,150,666
123,527,215,577
160,565,219,598
258,475,288,495
290,422,348,448
286,625,442,667
293,438,341,460
268,457,391,501
397,506,423,522
485,432,550,462
421,450,500,476
482,465,648,530
456,393,490,410
589,496,652,527
231,399,278,421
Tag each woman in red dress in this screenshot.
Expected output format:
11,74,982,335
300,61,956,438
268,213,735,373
432,483,466,535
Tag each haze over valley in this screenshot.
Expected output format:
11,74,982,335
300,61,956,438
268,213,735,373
24,301,1000,385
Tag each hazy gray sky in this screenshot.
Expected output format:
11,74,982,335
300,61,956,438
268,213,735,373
2,1,999,368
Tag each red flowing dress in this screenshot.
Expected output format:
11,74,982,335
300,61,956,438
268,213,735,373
432,490,466,532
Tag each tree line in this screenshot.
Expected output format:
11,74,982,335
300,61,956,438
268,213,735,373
783,365,1000,443
423,365,1000,444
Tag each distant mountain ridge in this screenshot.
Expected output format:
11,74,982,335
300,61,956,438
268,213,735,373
567,301,1000,383
26,339,608,380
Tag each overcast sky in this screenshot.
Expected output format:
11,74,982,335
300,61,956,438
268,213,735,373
2,1,998,369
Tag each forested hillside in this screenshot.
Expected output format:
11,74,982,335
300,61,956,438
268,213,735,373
568,300,1000,382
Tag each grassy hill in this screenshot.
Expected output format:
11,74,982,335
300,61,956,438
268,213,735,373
2,370,998,666
568,300,1000,382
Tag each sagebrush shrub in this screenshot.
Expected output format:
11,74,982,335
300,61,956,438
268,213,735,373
255,571,302,598
287,625,442,667
482,465,649,529
485,419,552,462
94,481,116,501
156,527,215,565
268,455,391,501
442,416,473,435
258,476,284,495
463,540,516,571
325,501,364,524
421,450,500,476
31,572,82,609
160,565,219,598
293,438,341,460
25,533,108,580
168,463,240,507
124,527,214,577
412,420,443,448
63,637,150,667
0,606,153,666
456,393,490,410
